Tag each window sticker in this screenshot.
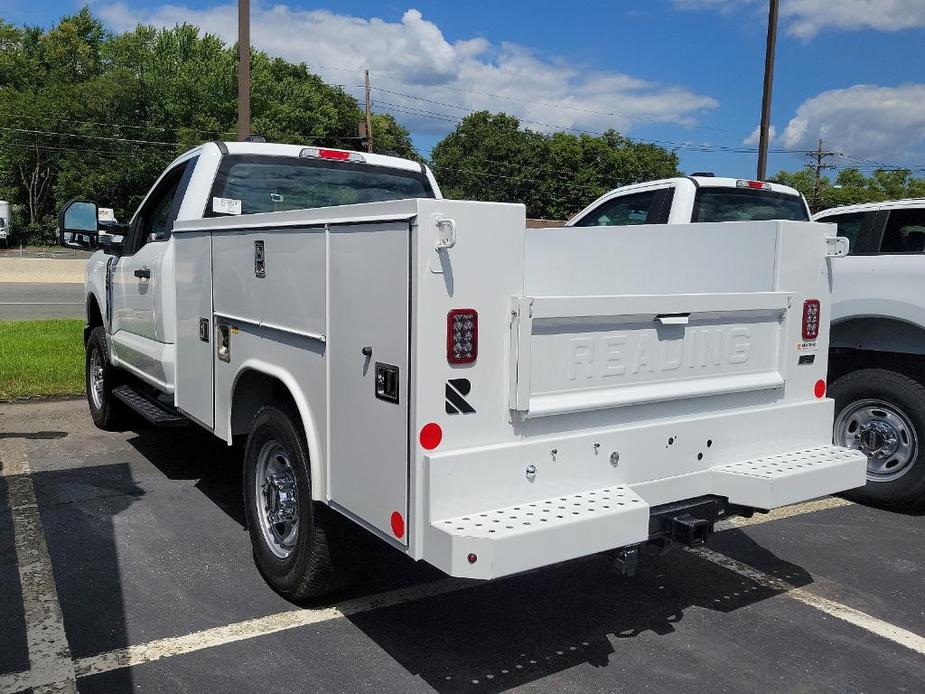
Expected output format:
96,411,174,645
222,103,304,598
212,196,242,215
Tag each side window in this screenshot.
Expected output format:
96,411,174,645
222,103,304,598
129,158,196,253
816,212,865,254
573,190,658,227
880,208,925,254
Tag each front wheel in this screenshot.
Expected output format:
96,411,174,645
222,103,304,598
243,406,340,600
831,368,925,511
85,326,125,430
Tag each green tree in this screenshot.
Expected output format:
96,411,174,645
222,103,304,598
770,166,925,213
0,7,398,244
430,111,679,219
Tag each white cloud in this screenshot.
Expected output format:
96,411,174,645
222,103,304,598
743,124,776,146
780,84,925,163
674,0,925,38
97,3,718,137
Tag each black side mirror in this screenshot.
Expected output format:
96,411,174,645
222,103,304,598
59,199,99,251
58,199,125,256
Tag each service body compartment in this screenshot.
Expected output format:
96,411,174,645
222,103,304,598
174,205,865,581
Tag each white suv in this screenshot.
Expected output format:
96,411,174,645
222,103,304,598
815,198,925,510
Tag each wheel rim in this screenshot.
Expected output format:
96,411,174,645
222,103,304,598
254,440,300,559
88,347,105,410
834,399,918,483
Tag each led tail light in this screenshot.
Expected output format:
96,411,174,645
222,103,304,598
447,309,478,364
802,299,820,340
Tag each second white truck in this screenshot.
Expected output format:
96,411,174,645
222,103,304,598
61,141,865,599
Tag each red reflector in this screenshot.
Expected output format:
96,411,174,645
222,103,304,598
390,511,405,538
419,422,442,450
467,553,478,564
814,380,826,399
802,299,820,340
447,309,478,364
317,148,350,160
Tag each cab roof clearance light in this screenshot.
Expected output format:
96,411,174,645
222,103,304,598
299,147,366,163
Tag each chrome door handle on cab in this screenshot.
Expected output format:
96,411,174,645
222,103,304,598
134,268,151,279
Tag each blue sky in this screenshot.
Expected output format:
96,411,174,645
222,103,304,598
4,1,925,178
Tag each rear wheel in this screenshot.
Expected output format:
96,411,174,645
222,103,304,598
831,368,925,511
85,326,125,430
243,405,340,600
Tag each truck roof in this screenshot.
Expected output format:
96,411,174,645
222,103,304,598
602,175,803,197
171,141,429,176
813,197,925,218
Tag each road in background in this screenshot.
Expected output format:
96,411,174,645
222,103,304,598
0,284,84,320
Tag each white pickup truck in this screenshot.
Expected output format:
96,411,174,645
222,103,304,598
814,199,925,511
60,141,865,600
567,175,811,227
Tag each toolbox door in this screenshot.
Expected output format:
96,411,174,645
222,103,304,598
328,222,410,542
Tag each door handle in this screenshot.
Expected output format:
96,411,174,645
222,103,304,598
134,268,151,279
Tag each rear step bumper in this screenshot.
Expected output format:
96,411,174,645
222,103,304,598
425,445,866,580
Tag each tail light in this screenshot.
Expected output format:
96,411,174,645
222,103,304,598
802,299,820,340
447,309,478,364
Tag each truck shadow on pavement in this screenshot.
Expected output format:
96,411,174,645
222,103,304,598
346,531,812,693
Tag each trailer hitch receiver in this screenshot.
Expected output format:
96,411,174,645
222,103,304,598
670,514,713,547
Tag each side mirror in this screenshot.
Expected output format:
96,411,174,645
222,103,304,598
59,199,99,251
58,199,125,256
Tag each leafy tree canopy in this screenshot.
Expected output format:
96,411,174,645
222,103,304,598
771,166,925,214
0,7,416,244
430,111,680,220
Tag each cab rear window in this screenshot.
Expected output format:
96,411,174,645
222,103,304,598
207,154,434,216
692,188,809,223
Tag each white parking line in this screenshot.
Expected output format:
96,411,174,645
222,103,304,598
1,496,921,691
693,547,925,656
1,460,76,694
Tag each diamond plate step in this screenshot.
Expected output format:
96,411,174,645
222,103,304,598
427,485,650,579
112,385,188,427
711,444,867,509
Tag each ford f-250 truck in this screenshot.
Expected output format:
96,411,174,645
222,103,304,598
60,141,865,600
814,199,925,511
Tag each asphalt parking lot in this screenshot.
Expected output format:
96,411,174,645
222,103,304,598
1,399,923,693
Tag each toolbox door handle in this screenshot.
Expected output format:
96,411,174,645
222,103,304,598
655,313,690,326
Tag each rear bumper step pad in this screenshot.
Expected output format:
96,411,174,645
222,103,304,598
426,445,866,580
711,444,867,510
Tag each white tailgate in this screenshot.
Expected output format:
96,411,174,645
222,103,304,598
511,292,788,417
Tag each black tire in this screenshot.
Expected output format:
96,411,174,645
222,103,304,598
830,368,925,512
243,405,340,600
85,326,125,431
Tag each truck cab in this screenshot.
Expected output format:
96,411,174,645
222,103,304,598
814,199,925,511
567,176,811,227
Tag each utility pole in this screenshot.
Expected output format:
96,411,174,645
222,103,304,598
756,0,779,180
805,138,836,211
364,69,373,154
237,0,251,141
